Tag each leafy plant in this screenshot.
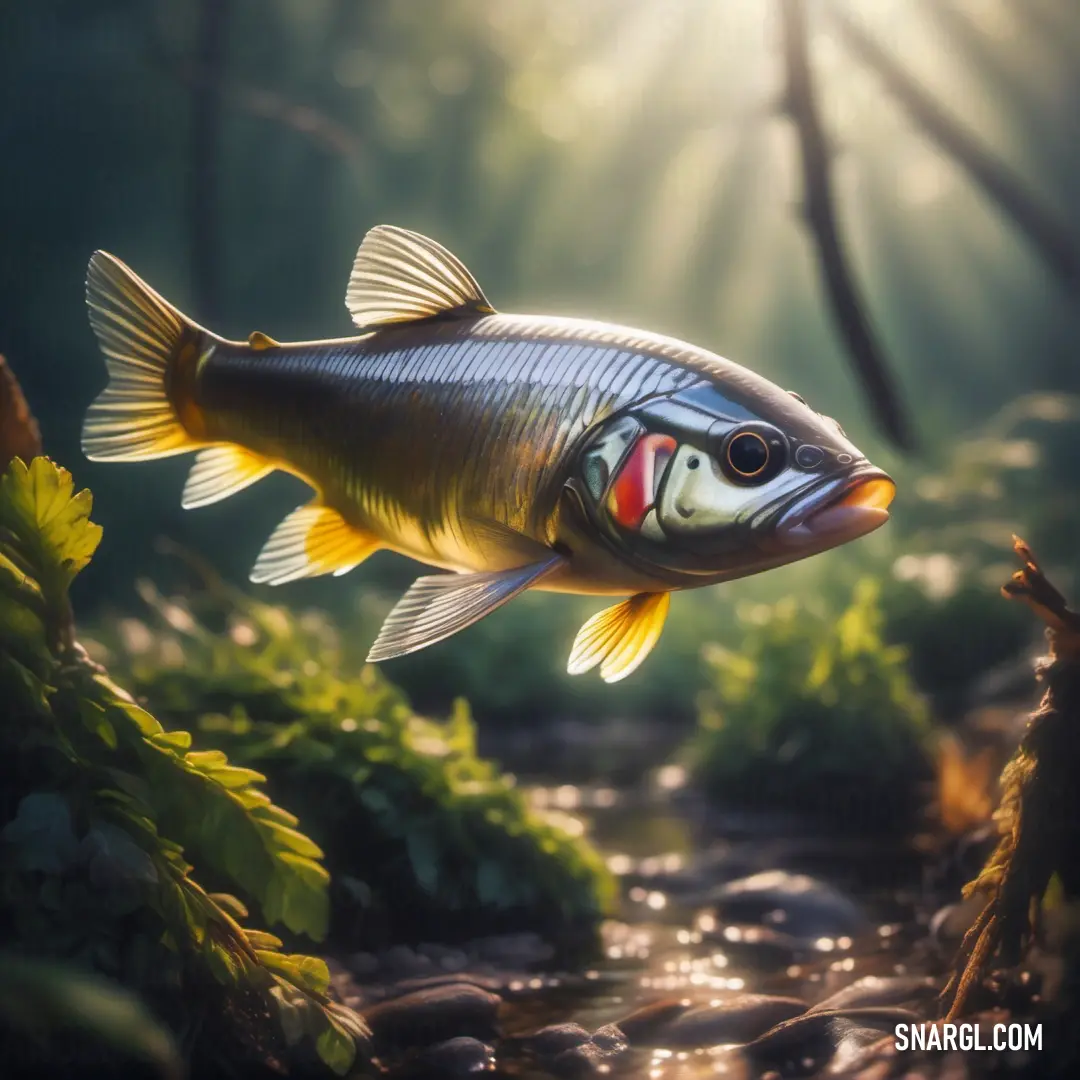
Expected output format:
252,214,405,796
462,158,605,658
0,953,182,1080
94,571,616,950
683,578,932,834
0,456,367,1076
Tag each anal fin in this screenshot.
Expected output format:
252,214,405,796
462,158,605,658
182,445,275,509
567,592,671,683
366,555,565,663
251,502,380,585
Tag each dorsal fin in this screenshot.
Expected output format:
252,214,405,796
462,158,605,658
345,225,495,330
248,331,280,350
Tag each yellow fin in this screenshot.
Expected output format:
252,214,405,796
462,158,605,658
82,251,205,461
567,592,671,683
182,445,275,509
248,331,280,350
250,502,380,586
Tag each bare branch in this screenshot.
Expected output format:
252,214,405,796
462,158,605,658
777,0,913,451
828,2,1080,288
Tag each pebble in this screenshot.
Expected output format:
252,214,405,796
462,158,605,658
617,993,808,1048
550,1041,624,1077
590,1024,628,1053
520,1023,592,1057
397,1037,496,1078
363,982,502,1052
711,870,868,941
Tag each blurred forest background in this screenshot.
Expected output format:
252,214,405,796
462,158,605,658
3,0,1080,739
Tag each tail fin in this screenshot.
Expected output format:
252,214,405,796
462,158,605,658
82,252,206,461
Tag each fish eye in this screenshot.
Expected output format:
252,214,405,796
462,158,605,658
727,432,769,477
717,423,787,485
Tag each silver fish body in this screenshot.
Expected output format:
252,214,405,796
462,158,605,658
82,224,895,680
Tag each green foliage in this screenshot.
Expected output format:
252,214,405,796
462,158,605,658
97,576,616,948
0,953,182,1080
684,578,932,833
0,457,367,1076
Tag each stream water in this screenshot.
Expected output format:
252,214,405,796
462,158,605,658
342,767,966,1079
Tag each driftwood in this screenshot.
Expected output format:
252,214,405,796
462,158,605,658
942,538,1080,1019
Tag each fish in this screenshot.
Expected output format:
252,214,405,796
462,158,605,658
82,224,895,682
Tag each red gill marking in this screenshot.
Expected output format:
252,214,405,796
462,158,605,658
607,433,678,530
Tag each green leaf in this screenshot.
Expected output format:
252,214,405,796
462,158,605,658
0,457,102,595
203,938,243,988
315,1013,357,1076
291,955,330,996
243,930,283,951
208,892,249,921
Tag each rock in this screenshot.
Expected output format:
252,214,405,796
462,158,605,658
520,1023,630,1076
379,973,505,1002
399,1037,496,1077
711,870,868,941
700,921,802,970
744,1006,920,1071
590,1024,628,1053
363,982,501,1052
810,975,937,1013
550,1034,631,1078
614,999,696,1043
520,1023,592,1057
826,1019,901,1075
618,994,808,1048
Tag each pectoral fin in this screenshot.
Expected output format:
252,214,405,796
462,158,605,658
567,592,671,683
251,502,380,585
366,555,565,663
182,445,275,509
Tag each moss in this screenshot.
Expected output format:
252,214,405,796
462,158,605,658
94,573,616,952
0,457,367,1076
683,578,932,834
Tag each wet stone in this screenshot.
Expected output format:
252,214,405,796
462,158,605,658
711,870,868,941
363,982,502,1052
397,1036,496,1078
614,998,696,1043
700,921,802,970
810,974,937,1014
377,972,505,1002
744,1006,920,1072
521,1023,592,1057
618,994,808,1048
550,1036,631,1078
590,1023,628,1053
827,1019,904,1075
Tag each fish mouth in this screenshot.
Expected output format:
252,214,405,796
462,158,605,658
775,468,895,548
